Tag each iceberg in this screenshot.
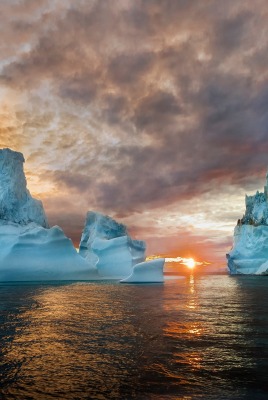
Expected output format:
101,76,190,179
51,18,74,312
0,221,98,281
227,171,268,275
0,148,164,283
79,211,146,279
0,148,97,281
120,258,165,283
0,148,48,228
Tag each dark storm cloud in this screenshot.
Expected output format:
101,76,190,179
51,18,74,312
102,94,129,125
1,35,64,88
44,170,92,193
134,91,181,132
108,52,154,85
59,76,97,104
212,11,253,55
1,0,267,216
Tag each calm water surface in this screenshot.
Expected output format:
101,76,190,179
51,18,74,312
0,274,268,399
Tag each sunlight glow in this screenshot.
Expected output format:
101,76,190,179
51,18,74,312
184,258,196,269
165,256,204,269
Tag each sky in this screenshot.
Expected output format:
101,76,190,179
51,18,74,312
0,0,267,266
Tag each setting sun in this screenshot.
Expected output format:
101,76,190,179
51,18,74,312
185,258,196,269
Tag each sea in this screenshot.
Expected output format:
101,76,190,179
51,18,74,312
0,273,268,400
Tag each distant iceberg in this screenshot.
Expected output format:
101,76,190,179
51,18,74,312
79,211,146,279
227,171,268,275
0,148,98,281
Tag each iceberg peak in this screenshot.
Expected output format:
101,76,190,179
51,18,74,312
227,169,268,275
0,148,49,228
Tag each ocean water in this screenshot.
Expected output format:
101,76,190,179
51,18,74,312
0,274,268,400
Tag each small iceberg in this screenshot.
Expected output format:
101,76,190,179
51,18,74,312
120,258,165,283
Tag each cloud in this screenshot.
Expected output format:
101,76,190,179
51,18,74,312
212,11,254,55
0,0,267,259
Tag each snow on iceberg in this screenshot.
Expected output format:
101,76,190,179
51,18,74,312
227,171,268,275
120,258,165,283
0,148,97,281
79,211,146,279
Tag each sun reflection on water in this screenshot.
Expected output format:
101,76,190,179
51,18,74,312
164,320,204,337
163,273,204,340
186,274,198,310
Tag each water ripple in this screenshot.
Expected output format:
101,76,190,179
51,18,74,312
0,276,268,399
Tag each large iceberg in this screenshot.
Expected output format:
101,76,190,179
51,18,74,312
79,211,146,279
0,148,97,281
0,221,98,281
227,171,268,275
120,258,165,283
0,148,164,283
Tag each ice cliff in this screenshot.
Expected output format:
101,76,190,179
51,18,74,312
0,222,98,281
0,149,48,227
0,148,97,281
79,211,146,279
227,171,268,275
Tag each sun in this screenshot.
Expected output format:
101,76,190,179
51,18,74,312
185,258,196,269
